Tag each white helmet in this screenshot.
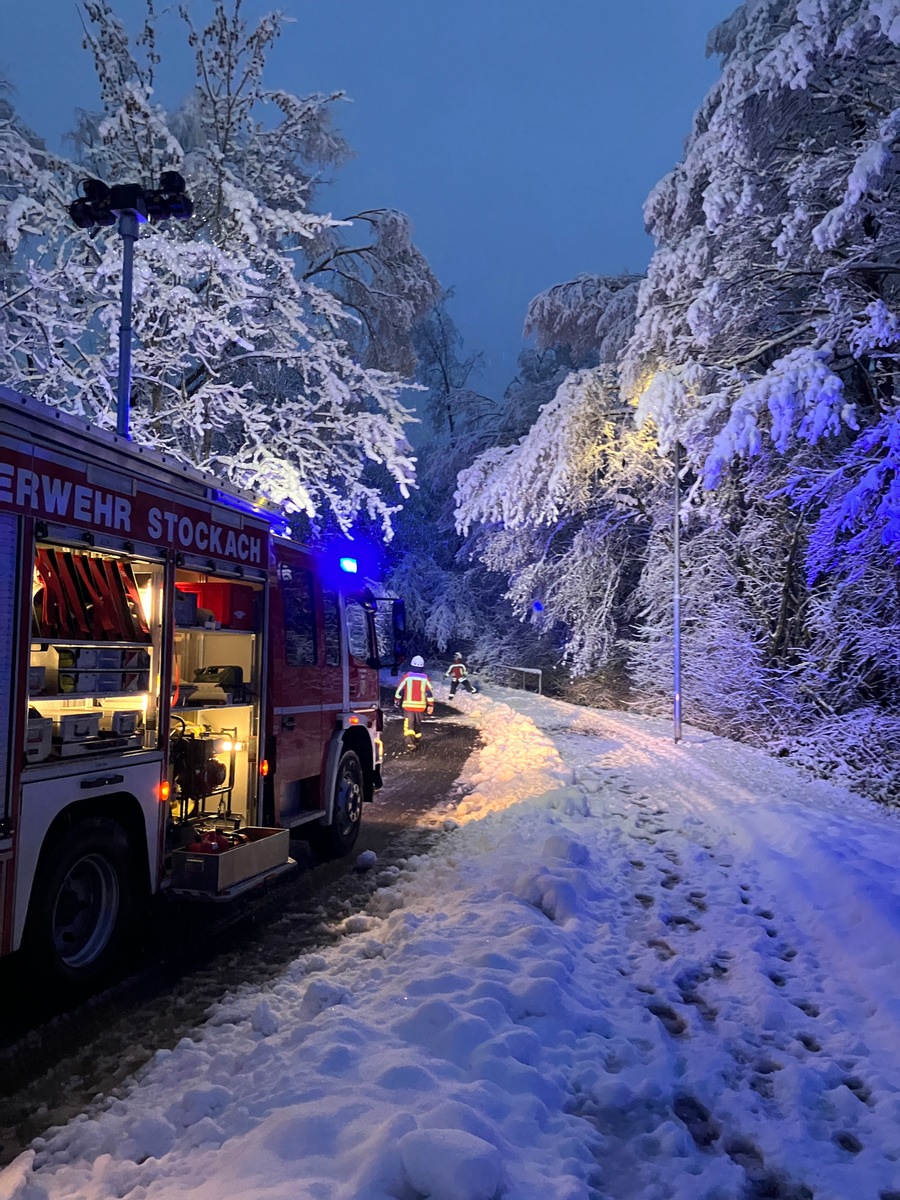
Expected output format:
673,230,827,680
411,655,425,669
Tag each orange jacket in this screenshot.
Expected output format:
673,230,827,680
394,671,434,711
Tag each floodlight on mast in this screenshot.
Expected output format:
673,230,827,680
67,172,194,439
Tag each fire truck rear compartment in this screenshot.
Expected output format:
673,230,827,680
169,571,264,837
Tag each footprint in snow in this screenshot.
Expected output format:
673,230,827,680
648,937,676,960
843,1076,874,1106
664,913,701,932
634,893,655,908
710,954,732,978
750,1074,775,1100
673,1094,720,1147
833,1131,863,1154
647,1001,688,1036
724,1135,765,1170
754,1057,783,1076
677,983,718,1024
792,999,820,1018
687,890,708,912
660,872,682,890
797,1033,821,1052
629,859,646,869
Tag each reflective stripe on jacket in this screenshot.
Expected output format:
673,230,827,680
446,663,468,681
394,671,434,711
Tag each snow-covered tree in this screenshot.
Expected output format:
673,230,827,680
455,276,659,692
306,208,440,376
0,82,80,382
412,290,494,440
383,295,509,659
625,0,900,568
0,1,439,535
525,273,641,364
617,0,900,768
457,365,661,682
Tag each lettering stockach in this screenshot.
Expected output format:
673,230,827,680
0,458,263,565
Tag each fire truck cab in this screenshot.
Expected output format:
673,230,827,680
0,386,404,989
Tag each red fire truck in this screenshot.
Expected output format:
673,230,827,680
0,385,405,989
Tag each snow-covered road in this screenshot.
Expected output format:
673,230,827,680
3,688,900,1200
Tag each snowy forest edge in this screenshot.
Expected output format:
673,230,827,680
4,0,900,807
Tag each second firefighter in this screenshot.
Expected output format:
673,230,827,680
394,655,435,748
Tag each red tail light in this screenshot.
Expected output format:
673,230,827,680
260,759,270,777
157,780,171,803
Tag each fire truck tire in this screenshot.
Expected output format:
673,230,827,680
308,749,364,860
24,817,135,989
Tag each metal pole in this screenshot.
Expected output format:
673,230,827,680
115,211,139,439
673,441,682,743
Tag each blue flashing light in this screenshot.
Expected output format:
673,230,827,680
340,556,359,574
532,601,544,613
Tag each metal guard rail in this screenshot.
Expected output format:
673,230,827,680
493,664,542,694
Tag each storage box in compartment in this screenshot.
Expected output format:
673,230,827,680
121,650,151,693
25,716,52,762
53,711,102,742
99,708,143,736
37,647,110,695
177,583,256,631
56,648,99,670
174,588,199,628
28,666,46,694
171,827,289,893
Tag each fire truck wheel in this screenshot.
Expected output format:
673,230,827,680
24,817,135,989
308,749,364,860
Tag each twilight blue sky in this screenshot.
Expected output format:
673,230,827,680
2,0,735,401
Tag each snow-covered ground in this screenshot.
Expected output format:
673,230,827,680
4,688,900,1200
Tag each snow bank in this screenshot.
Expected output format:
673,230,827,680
4,689,900,1199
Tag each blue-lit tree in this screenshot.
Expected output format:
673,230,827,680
622,0,900,790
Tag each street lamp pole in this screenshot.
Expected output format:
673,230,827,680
673,440,683,743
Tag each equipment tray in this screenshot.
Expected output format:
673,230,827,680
170,827,289,894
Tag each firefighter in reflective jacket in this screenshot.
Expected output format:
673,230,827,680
445,652,476,697
394,655,434,746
